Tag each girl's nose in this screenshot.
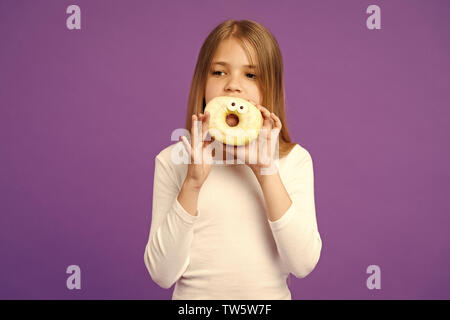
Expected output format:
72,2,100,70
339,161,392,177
225,76,242,93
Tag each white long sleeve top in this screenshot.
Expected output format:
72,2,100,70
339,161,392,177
144,141,322,300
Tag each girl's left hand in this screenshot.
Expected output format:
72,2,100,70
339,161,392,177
234,99,282,177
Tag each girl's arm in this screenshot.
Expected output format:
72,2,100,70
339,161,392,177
253,169,293,222
177,179,201,216
144,154,200,289
255,146,322,279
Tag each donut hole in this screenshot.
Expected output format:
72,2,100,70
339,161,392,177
225,113,239,127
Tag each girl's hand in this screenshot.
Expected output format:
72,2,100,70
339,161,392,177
235,99,282,177
180,112,214,190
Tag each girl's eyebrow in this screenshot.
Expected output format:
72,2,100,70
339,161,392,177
212,61,256,69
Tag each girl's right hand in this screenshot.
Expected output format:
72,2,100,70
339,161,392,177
180,112,214,190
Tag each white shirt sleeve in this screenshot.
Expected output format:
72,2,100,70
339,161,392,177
144,155,200,289
268,147,322,278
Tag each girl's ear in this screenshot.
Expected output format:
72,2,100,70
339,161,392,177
202,97,206,111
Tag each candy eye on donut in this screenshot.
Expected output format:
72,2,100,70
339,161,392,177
237,104,248,114
227,101,237,111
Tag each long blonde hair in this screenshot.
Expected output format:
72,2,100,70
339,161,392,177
185,19,296,158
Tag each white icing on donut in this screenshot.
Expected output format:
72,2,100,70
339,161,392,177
204,96,262,146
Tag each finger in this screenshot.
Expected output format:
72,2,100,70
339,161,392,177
191,114,197,138
202,111,210,141
194,114,202,152
258,106,274,128
257,105,272,118
268,114,275,129
180,135,192,158
259,106,275,128
191,115,203,163
190,114,197,146
270,116,281,139
196,114,203,145
270,113,282,130
261,111,274,129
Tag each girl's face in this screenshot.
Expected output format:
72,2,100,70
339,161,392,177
205,37,262,106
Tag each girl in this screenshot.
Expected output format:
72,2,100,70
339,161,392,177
144,19,322,300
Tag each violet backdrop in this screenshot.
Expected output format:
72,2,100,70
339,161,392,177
1,0,449,299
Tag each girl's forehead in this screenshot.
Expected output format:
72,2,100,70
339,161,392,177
213,38,258,66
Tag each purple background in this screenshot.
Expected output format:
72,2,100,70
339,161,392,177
1,0,449,299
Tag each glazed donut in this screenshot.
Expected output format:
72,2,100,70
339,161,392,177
204,96,263,146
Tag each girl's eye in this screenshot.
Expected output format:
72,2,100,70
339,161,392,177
212,70,256,79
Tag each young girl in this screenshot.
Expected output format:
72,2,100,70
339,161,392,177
144,19,322,300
